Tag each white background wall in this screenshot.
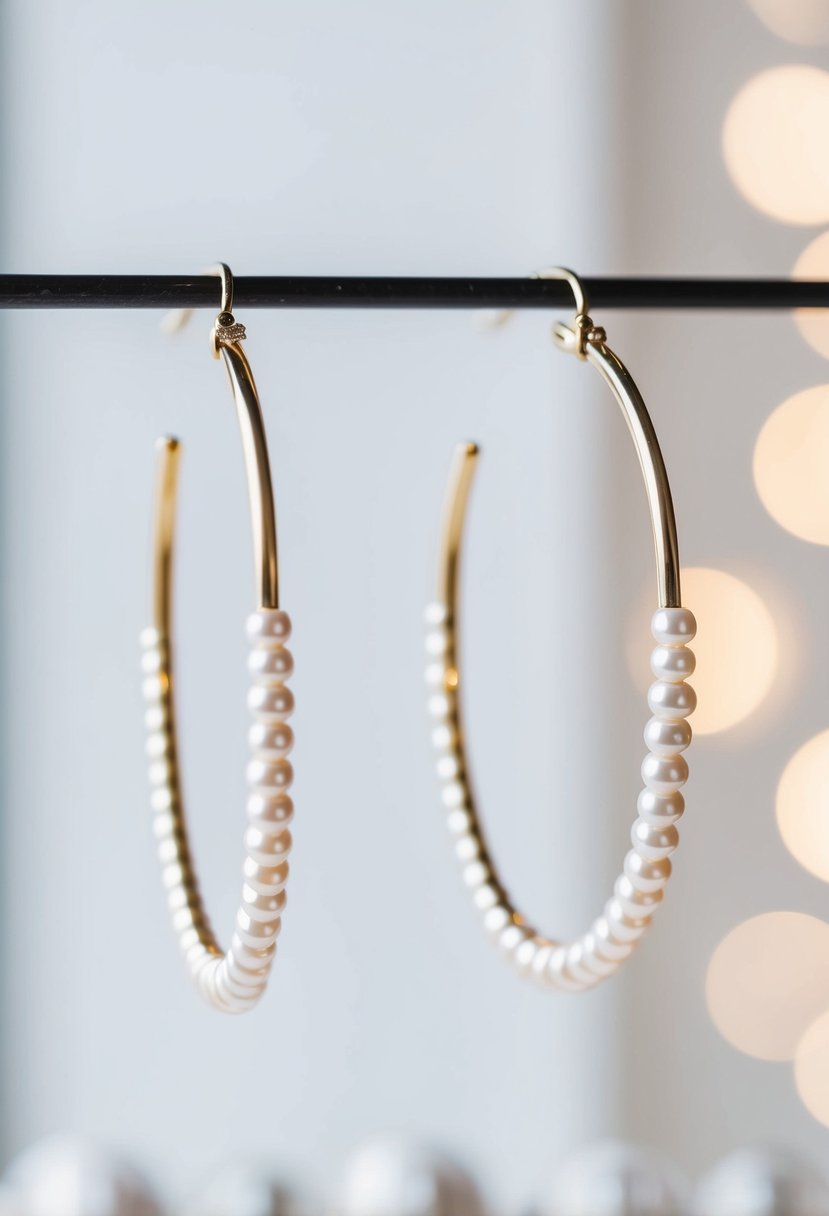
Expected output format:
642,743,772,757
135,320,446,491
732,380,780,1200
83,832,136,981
2,0,828,1207
0,2,629,1207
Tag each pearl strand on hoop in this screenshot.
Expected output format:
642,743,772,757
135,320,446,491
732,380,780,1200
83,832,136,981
425,603,696,992
141,607,294,1013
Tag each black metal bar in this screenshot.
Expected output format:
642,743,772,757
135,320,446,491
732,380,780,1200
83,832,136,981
0,275,828,311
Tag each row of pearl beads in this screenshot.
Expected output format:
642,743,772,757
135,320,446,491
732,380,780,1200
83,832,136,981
425,603,695,992
140,607,294,1013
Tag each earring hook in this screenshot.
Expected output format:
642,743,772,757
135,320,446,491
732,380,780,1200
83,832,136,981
479,266,604,359
160,263,241,357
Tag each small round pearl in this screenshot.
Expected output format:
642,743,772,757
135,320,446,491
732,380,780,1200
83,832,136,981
246,609,292,645
428,692,451,720
566,941,599,987
462,859,489,888
641,752,688,793
425,602,449,626
248,646,294,684
643,716,691,756
624,849,671,893
499,924,527,954
441,781,465,809
142,674,166,703
436,753,461,780
141,647,163,675
637,787,684,826
580,933,618,978
472,882,499,911
455,834,480,863
145,731,169,760
614,874,663,920
425,629,449,657
604,898,650,943
243,858,290,895
483,904,511,935
446,808,472,836
631,818,679,860
234,908,280,950
431,723,456,752
547,945,584,991
140,625,162,649
247,757,294,792
248,721,294,759
241,884,286,923
248,684,295,720
651,606,697,645
230,931,275,967
151,786,174,813
247,791,294,832
650,644,696,682
245,827,293,865
647,679,696,719
147,758,172,787
144,704,167,733
515,937,540,971
591,916,635,962
424,662,446,688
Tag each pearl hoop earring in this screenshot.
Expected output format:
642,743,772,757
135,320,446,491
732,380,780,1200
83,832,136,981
141,264,294,1013
425,268,696,992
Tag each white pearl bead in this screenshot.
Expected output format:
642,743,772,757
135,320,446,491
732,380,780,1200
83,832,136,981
454,834,480,863
425,602,449,626
446,808,472,836
145,731,169,759
242,884,285,922
580,933,618,978
424,662,446,688
546,945,583,990
230,931,275,967
498,923,527,954
247,757,293,791
651,606,697,645
441,781,466,809
641,752,688,793
147,758,172,787
647,679,696,719
613,874,664,920
5,1134,163,1216
248,684,295,720
425,629,449,657
140,625,162,649
566,941,599,987
591,916,635,962
144,704,167,732
243,858,291,895
234,908,281,950
247,791,294,833
428,692,451,719
436,753,461,780
431,723,456,752
650,644,695,682
631,818,679,860
246,609,292,645
637,787,684,826
624,849,671,893
462,859,489,888
472,882,499,911
141,647,163,675
605,897,650,942
245,827,294,865
142,674,166,702
248,646,294,684
515,937,539,971
482,904,511,935
151,787,174,813
248,722,294,758
643,716,691,755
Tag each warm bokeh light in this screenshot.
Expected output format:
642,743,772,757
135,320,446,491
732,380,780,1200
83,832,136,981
777,730,829,881
722,66,829,224
746,0,829,45
707,912,829,1061
754,386,829,544
793,231,829,359
678,567,777,735
795,1011,829,1127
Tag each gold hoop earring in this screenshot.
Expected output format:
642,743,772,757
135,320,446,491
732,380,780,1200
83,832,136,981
425,268,696,992
140,264,294,1013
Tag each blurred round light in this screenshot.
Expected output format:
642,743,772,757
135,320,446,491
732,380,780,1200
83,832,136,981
754,387,829,544
795,1010,829,1128
746,0,829,46
679,567,777,735
722,67,829,224
706,912,829,1060
793,232,829,359
777,730,829,881
339,1136,486,1216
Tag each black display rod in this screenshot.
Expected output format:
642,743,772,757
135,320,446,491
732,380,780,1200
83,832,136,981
0,275,827,311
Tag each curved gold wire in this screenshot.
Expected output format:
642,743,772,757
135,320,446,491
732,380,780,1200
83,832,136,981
148,267,280,967
433,277,684,971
